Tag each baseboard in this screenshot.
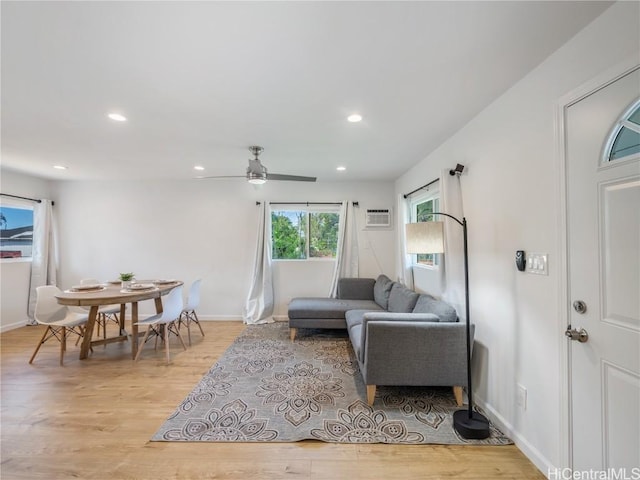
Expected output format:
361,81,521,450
473,394,551,476
195,315,243,321
1,320,30,333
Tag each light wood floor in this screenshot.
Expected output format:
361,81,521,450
1,320,545,480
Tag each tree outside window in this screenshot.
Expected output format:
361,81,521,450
272,210,339,260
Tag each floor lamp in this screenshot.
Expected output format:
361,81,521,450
405,216,490,439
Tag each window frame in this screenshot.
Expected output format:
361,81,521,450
409,188,441,270
0,198,35,263
271,205,341,262
602,97,640,164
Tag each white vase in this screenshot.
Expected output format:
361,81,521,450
121,280,132,289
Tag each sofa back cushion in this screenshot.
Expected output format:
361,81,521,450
412,294,458,322
387,283,420,313
373,274,394,309
337,278,376,300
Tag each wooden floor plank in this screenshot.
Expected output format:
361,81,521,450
0,321,544,479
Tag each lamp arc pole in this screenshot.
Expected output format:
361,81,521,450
431,211,490,439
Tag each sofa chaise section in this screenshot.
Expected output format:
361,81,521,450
288,275,470,406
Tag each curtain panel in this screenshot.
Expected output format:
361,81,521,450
243,202,274,324
439,168,465,321
396,193,414,289
329,201,359,297
27,199,58,323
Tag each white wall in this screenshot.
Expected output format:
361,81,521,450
50,178,395,318
394,1,639,473
0,169,53,331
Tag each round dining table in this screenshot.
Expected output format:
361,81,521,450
55,280,183,360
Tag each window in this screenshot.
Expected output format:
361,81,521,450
604,98,640,163
271,208,340,260
410,191,440,267
0,204,34,259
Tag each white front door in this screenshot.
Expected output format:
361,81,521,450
566,67,640,471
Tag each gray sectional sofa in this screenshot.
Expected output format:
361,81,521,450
288,275,472,406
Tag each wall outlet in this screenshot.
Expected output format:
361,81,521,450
517,383,527,410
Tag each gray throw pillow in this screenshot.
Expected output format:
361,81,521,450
373,274,394,309
412,294,458,322
387,283,420,313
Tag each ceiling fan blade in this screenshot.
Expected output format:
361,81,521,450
266,173,317,182
196,175,246,179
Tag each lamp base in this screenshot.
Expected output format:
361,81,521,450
453,409,490,439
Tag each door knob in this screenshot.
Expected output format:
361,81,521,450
565,325,589,343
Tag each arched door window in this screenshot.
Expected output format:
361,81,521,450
603,98,640,163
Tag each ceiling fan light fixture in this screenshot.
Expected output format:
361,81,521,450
247,176,267,185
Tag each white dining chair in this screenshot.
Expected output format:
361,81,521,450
134,286,186,364
30,285,89,366
80,278,122,340
178,279,204,346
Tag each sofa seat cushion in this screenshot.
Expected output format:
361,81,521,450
345,309,373,332
412,294,458,322
288,298,382,320
387,283,420,313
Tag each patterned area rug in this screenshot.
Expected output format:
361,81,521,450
152,322,511,445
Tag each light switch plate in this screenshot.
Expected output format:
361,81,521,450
526,253,548,275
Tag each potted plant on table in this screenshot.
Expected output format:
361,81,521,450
119,272,135,289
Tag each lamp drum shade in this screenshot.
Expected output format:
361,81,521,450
405,222,445,254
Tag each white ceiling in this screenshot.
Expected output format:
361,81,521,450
1,1,611,183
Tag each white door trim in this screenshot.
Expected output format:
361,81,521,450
554,55,640,470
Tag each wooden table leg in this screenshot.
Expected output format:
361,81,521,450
119,304,126,335
131,302,139,360
80,306,100,359
154,297,164,315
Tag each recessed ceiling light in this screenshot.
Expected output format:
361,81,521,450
336,166,346,171
347,114,362,123
53,165,67,170
107,113,127,122
193,165,205,171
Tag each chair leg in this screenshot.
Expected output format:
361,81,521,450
172,322,187,351
290,327,297,342
60,326,67,366
185,314,192,346
135,327,152,361
164,323,171,365
192,311,204,337
29,326,52,364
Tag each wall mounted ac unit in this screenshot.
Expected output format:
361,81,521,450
365,208,392,228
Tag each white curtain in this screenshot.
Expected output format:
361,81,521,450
395,193,414,289
242,202,274,324
439,169,466,320
329,201,359,297
27,199,58,324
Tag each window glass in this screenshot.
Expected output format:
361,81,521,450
609,127,640,161
272,209,339,260
0,205,34,259
410,192,440,267
605,100,640,163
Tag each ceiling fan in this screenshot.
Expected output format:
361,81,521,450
200,146,316,184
